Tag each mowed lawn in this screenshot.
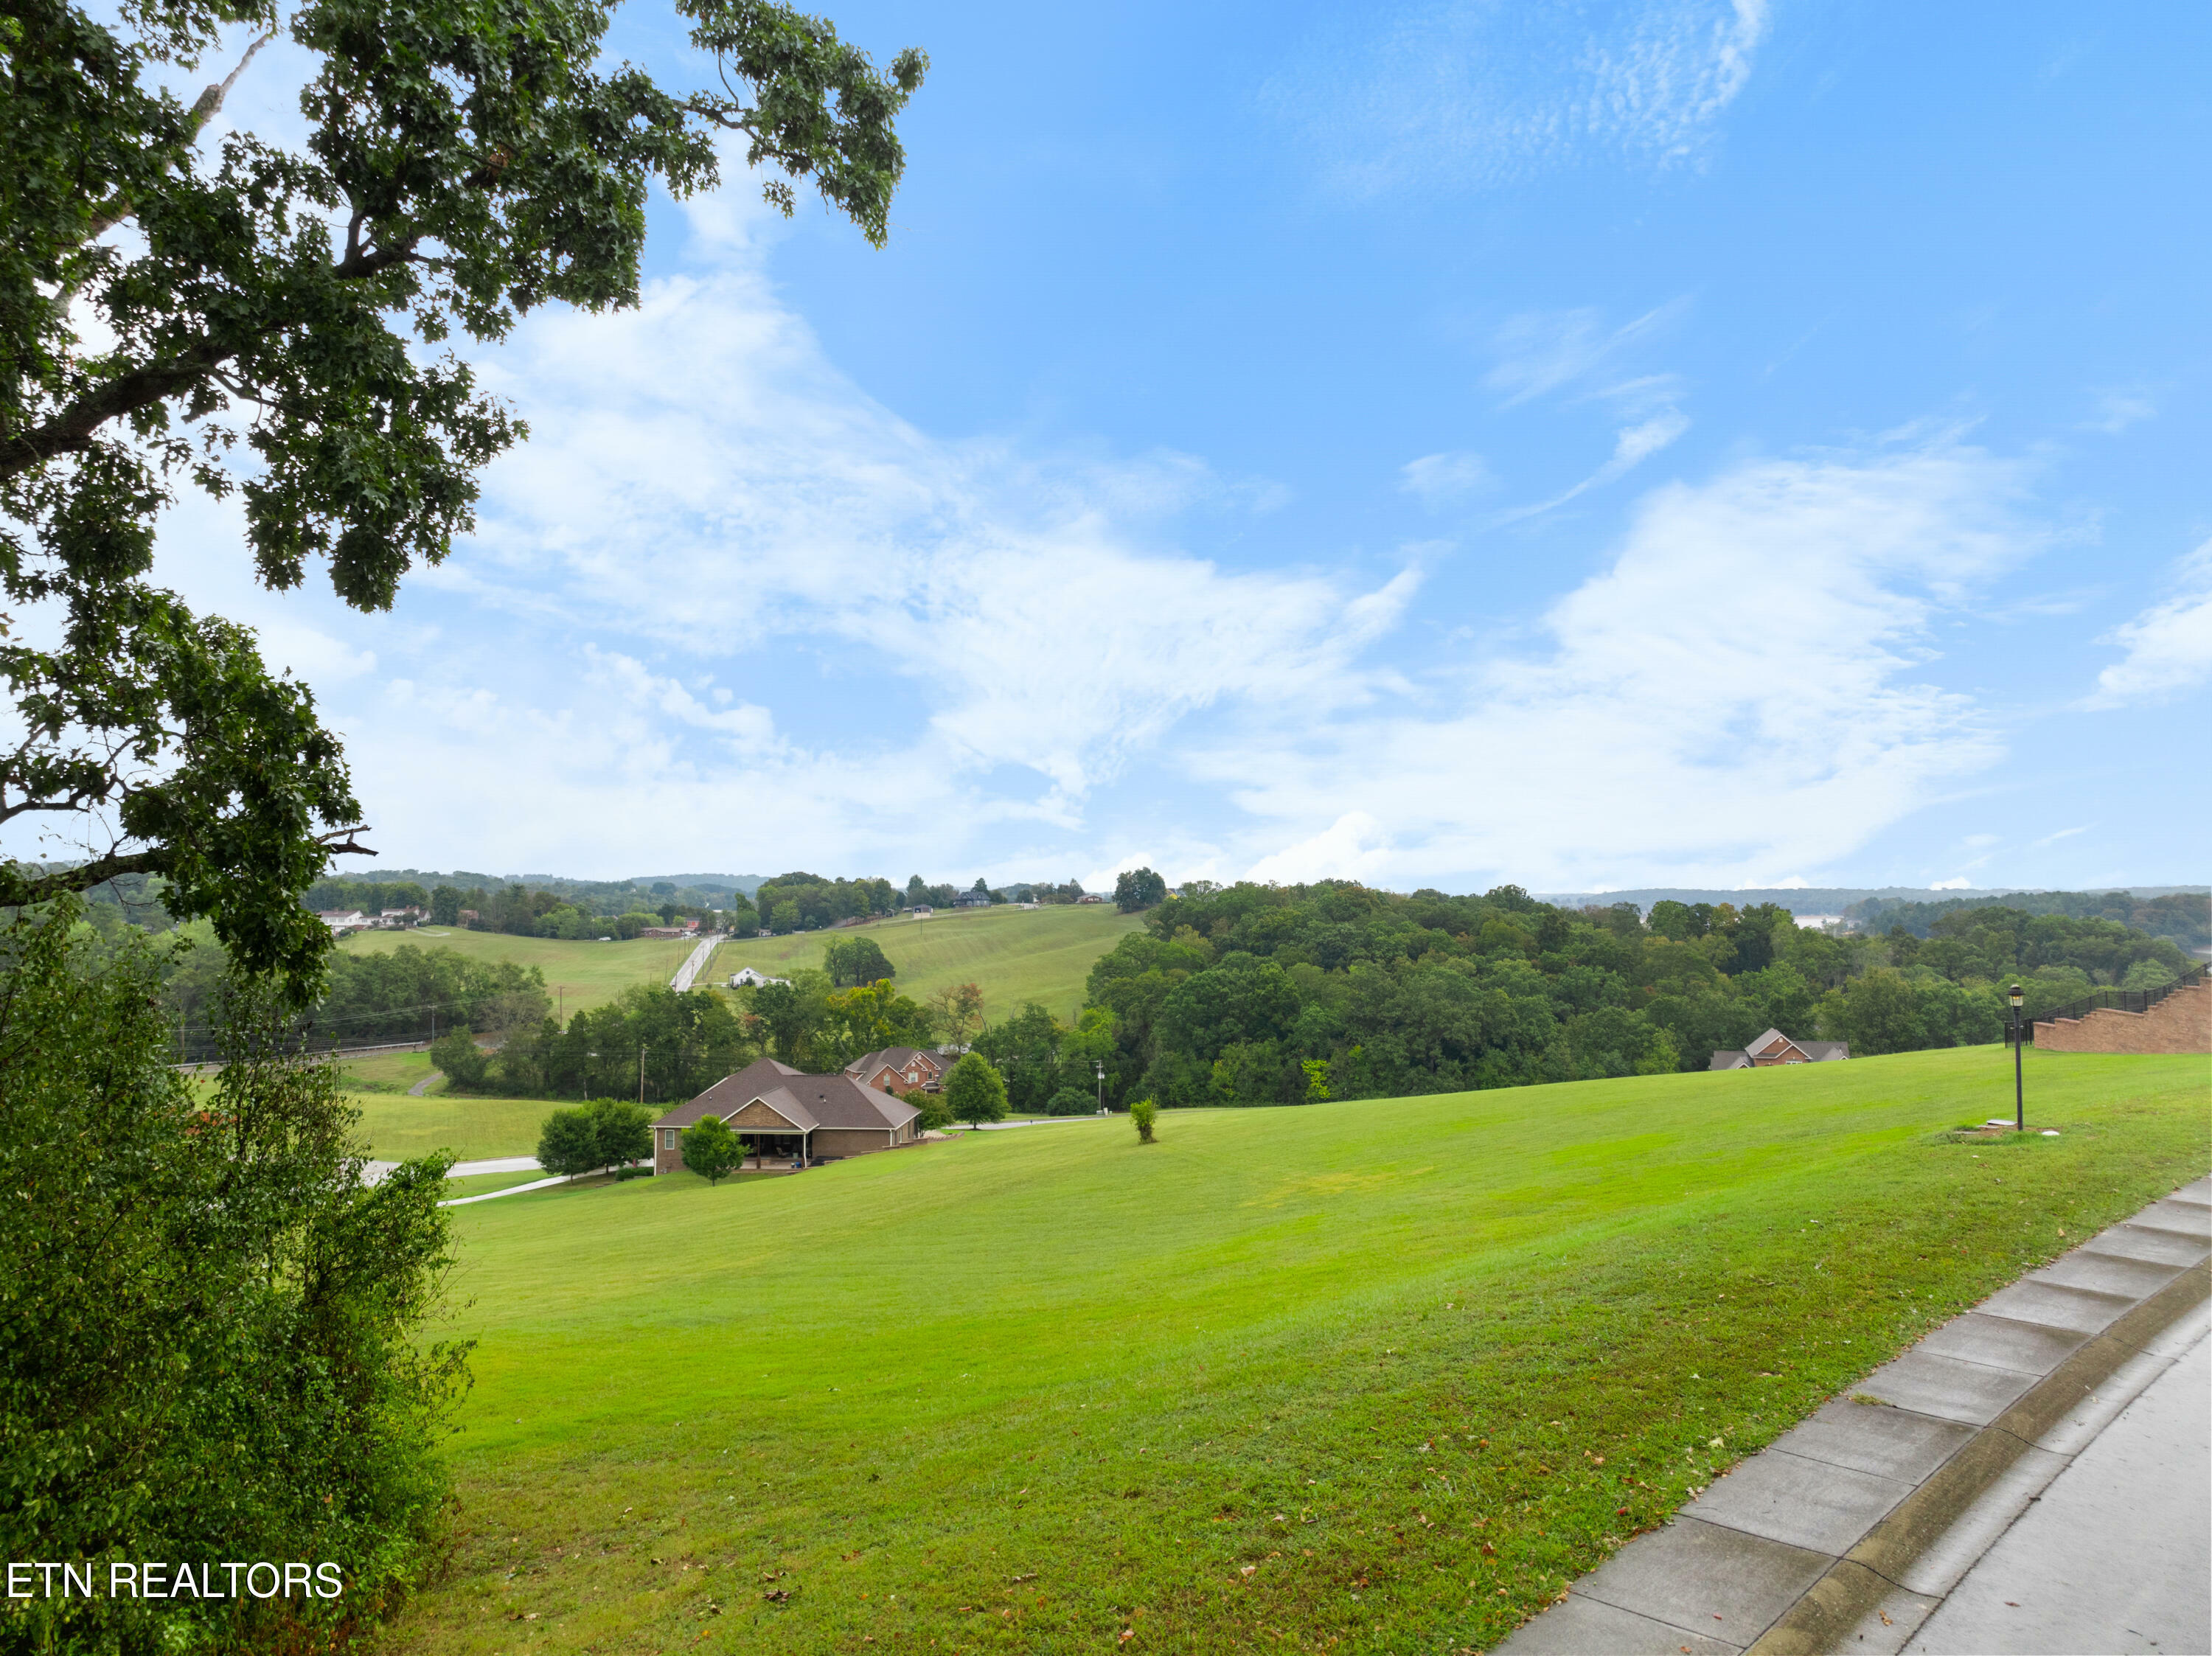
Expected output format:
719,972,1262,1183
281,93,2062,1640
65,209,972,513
716,904,1143,1020
335,928,701,1015
392,1048,2208,1655
355,1093,560,1163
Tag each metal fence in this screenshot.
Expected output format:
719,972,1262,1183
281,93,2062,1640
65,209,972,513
2018,963,2205,1044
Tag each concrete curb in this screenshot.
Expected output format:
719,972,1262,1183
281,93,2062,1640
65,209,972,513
1499,1175,2212,1656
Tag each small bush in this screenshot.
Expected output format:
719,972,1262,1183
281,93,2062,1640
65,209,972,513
1046,1085,1094,1116
1130,1096,1158,1144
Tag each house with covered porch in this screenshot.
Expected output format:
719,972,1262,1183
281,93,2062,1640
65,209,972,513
650,1057,922,1174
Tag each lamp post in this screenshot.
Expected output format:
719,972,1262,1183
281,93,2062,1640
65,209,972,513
2008,984,2025,1131
1095,1060,1106,1116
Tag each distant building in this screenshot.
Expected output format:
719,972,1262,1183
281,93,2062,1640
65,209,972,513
953,891,992,908
728,967,791,989
1077,894,1105,904
909,905,934,918
374,906,425,929
1710,1029,1850,1069
317,909,370,934
637,925,691,939
845,1046,968,1093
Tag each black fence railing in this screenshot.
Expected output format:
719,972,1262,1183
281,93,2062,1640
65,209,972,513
2016,964,2205,1044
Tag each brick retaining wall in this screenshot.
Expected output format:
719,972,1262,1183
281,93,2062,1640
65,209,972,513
2034,981,2211,1054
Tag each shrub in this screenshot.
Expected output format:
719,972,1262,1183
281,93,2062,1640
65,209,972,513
903,1087,951,1130
943,1052,1009,1128
1046,1085,1094,1116
682,1116,743,1183
1130,1095,1158,1144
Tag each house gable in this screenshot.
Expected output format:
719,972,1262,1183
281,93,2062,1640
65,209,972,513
727,1096,802,1132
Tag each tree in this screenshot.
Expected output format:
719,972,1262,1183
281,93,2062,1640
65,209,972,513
1114,867,1169,911
927,981,986,1046
824,934,895,987
536,1105,605,1178
1,0,926,999
0,902,467,1649
1130,1095,1158,1144
587,1097,652,1167
682,1115,742,1183
428,1023,489,1090
429,884,462,925
942,1051,1008,1129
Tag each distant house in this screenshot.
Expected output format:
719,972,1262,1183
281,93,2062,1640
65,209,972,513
374,906,425,929
953,891,992,909
909,904,934,918
1077,894,1105,904
637,925,691,939
457,909,480,924
651,1057,922,1172
846,1046,967,1093
1710,1029,1850,1069
728,967,791,989
317,908,370,934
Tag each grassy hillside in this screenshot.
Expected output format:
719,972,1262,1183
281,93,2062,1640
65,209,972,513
715,902,1144,1020
335,927,700,1015
389,1047,2208,1655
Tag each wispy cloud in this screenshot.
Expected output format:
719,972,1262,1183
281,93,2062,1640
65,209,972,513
1483,305,1694,521
2084,539,2212,707
2080,389,2156,435
1270,0,1770,195
1206,442,2041,891
1399,450,1497,506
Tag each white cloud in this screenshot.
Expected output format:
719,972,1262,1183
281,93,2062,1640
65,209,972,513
2081,390,2155,435
1193,442,2039,890
2085,540,2212,707
1245,812,1395,886
1272,0,1770,195
1400,450,1496,504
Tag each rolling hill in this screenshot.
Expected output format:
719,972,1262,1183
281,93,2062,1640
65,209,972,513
713,902,1143,1021
383,1046,2208,1654
333,927,701,1017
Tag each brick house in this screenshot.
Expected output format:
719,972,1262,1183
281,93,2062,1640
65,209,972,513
650,1057,922,1172
1709,1028,1850,1070
845,1046,965,1093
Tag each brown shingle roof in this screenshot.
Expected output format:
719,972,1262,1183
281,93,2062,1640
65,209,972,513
654,1057,921,1135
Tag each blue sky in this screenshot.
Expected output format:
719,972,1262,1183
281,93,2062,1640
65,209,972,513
129,0,2212,893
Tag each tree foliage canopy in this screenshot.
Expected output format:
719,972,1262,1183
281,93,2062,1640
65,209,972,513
1,0,924,995
0,902,467,1647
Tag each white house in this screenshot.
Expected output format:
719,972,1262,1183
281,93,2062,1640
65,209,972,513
728,967,793,989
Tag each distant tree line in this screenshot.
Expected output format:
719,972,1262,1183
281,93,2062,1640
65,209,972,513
1846,889,2208,953
1061,882,2196,1111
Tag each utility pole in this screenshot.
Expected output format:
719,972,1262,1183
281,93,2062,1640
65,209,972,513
639,1043,647,1107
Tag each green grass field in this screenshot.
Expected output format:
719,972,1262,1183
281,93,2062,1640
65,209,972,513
335,927,701,1016
717,903,1144,1020
354,1093,558,1164
338,1048,440,1093
388,1046,2208,1655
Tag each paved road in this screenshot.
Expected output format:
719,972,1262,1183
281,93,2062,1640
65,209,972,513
669,931,724,992
1907,1331,2211,1655
406,1070,441,1096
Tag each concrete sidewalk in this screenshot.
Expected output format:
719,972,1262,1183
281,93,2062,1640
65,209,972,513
1500,1175,2212,1656
1907,1331,2209,1654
